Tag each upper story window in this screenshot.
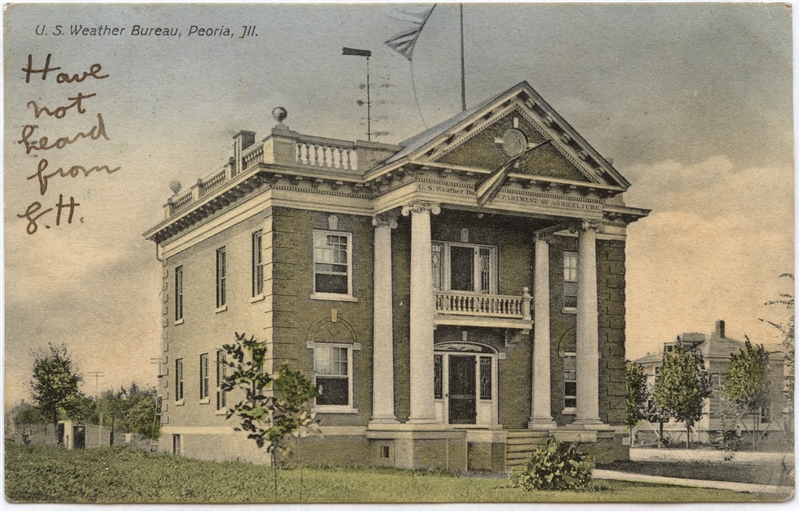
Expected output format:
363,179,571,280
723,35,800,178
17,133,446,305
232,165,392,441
216,247,227,309
252,230,263,297
174,266,184,322
432,242,497,294
563,252,578,311
313,231,352,298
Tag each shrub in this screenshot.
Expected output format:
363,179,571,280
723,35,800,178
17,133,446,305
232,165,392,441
510,438,594,491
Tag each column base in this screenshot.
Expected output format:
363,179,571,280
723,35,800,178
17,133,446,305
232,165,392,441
572,418,604,426
406,417,437,424
528,419,557,430
369,417,399,425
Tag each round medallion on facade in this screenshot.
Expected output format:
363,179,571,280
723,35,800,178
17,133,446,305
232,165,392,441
501,128,527,157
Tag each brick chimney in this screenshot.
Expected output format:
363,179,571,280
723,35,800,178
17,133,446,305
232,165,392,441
715,320,725,339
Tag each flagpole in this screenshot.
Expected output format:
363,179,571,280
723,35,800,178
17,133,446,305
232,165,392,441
460,3,466,111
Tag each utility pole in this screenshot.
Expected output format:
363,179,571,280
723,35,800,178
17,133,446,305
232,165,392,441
87,371,104,447
342,47,373,141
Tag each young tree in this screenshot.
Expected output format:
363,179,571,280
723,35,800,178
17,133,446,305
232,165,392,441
625,360,648,446
722,338,771,450
220,332,318,499
30,343,83,443
760,273,794,436
652,346,712,449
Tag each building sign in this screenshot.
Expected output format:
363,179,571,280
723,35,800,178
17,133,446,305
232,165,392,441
417,182,603,214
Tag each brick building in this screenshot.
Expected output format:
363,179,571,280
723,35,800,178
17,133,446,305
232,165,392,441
144,81,649,471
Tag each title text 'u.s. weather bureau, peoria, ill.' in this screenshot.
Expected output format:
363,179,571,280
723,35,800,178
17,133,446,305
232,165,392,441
35,25,259,39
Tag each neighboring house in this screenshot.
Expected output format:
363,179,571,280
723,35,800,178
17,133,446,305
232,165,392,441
635,320,787,448
144,81,649,471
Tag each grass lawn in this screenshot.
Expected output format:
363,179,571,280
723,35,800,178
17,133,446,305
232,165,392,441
3,443,785,504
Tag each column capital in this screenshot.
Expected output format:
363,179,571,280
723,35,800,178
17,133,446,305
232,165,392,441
569,219,605,234
401,200,441,216
534,232,555,244
372,213,399,229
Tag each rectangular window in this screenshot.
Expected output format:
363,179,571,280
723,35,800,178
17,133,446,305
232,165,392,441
430,242,497,294
313,231,351,296
563,252,578,310
479,356,492,400
563,353,577,410
432,243,443,290
434,354,443,399
172,434,181,455
199,353,209,400
216,350,227,410
314,344,351,407
252,230,263,297
174,266,184,322
175,358,184,401
760,405,771,423
216,247,227,308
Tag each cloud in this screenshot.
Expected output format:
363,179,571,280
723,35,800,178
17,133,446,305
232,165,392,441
624,157,793,360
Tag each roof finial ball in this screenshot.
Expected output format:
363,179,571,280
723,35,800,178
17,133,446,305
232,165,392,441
272,106,288,124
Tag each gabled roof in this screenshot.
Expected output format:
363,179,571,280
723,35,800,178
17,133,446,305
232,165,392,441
378,81,631,191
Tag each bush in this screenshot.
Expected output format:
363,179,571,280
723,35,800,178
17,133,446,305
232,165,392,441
510,438,594,491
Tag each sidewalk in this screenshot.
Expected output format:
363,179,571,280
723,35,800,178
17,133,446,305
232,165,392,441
631,447,795,464
594,469,795,496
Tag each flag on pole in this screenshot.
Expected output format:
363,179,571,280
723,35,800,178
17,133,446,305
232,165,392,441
384,5,436,61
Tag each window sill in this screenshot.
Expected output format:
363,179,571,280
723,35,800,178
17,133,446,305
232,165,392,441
314,406,359,414
562,307,577,315
199,398,210,405
562,407,576,415
175,400,185,407
174,318,185,326
309,293,358,303
215,305,228,314
215,409,227,416
250,294,265,304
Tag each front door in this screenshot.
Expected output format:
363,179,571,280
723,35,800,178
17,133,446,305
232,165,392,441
448,355,476,424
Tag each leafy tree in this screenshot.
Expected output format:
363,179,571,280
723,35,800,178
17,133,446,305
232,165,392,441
96,384,160,441
220,332,319,499
30,343,83,443
12,401,45,427
760,273,794,435
652,346,712,448
624,360,648,446
722,338,771,450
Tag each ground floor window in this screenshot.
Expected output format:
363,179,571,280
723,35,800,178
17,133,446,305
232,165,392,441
314,343,352,409
172,434,181,455
563,352,577,410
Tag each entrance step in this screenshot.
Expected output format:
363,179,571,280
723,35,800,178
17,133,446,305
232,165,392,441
504,430,551,469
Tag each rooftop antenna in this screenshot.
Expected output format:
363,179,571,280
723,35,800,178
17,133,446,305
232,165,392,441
342,47,372,141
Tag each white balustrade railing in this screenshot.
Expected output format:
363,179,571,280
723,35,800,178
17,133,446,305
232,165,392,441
296,137,357,170
202,169,226,194
242,145,264,171
434,289,531,320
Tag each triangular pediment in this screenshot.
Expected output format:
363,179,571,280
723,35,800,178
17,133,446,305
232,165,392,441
382,81,630,191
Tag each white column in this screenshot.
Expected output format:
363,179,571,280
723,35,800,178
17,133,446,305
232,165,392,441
402,201,440,423
575,220,603,425
529,233,556,428
371,214,398,424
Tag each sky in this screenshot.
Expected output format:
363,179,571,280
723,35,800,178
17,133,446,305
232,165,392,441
2,2,795,409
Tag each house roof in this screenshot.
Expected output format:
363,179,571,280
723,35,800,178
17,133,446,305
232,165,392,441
377,80,632,191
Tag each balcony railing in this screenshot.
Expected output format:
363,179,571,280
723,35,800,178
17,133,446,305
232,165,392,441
434,289,531,321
